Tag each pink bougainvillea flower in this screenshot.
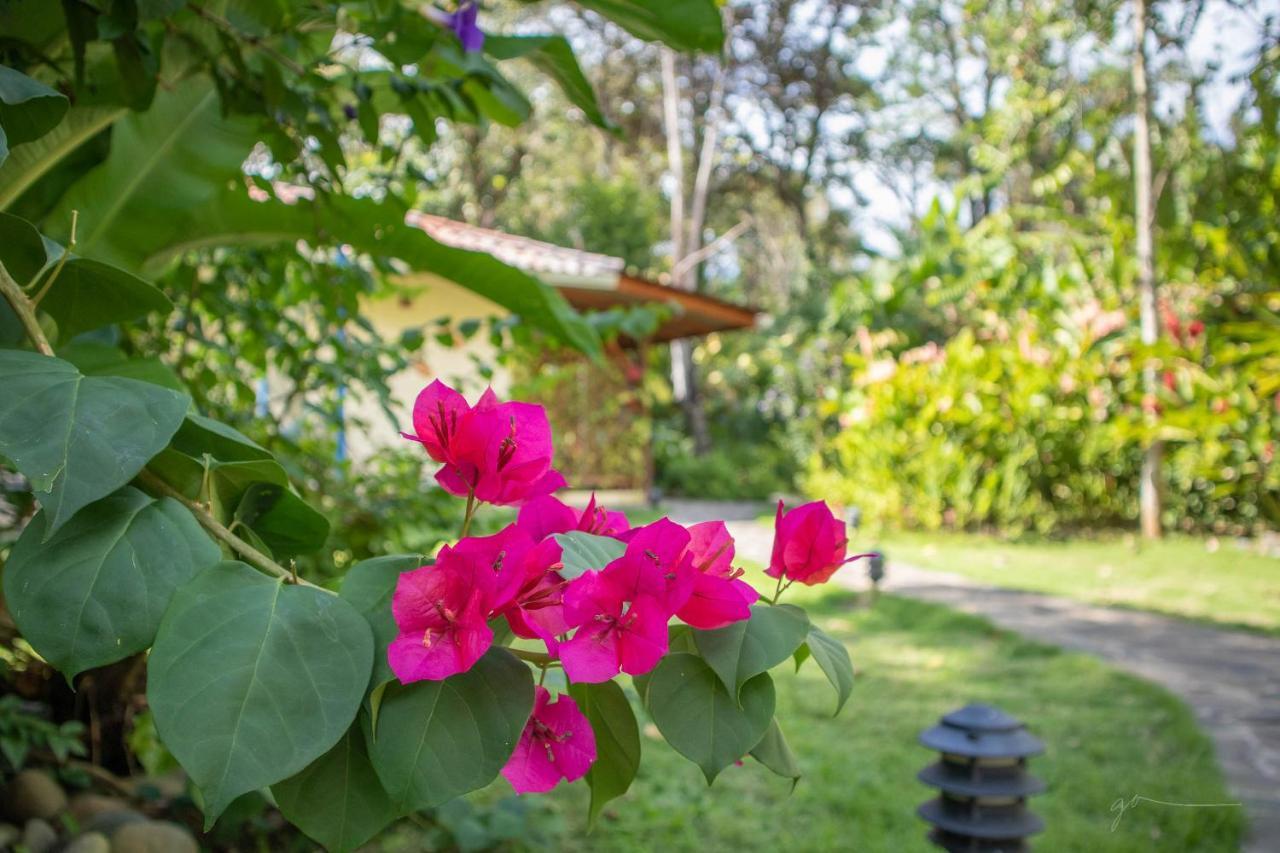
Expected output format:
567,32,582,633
766,500,875,586
501,687,597,794
558,571,671,682
387,562,491,683
402,381,566,506
502,537,572,654
517,493,630,542
402,379,468,465
388,525,535,682
675,521,760,630
598,518,696,612
558,518,695,682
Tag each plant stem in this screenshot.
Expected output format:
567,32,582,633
770,572,786,605
188,3,309,76
459,490,477,539
31,210,77,305
509,647,554,666
0,260,55,356
137,468,325,590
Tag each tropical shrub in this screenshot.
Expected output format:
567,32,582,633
0,6,870,848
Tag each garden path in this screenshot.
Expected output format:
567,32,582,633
661,502,1280,852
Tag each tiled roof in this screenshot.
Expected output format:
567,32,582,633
405,211,624,284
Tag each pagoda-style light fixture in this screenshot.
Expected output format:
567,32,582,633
917,704,1046,852
866,550,885,600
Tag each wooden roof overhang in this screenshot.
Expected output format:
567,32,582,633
559,274,757,343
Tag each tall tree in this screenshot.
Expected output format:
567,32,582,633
1133,0,1163,538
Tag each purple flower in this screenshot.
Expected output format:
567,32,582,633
450,2,484,53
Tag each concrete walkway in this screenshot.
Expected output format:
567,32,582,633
662,508,1280,852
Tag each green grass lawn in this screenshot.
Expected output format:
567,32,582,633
380,585,1244,852
869,530,1280,633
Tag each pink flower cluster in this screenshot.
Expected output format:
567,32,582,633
390,381,866,794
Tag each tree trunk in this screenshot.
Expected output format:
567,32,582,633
661,47,712,455
1133,0,1163,538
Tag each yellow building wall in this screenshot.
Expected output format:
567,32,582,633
345,273,513,461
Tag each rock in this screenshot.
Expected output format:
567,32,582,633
78,809,145,840
3,771,67,821
61,833,110,853
20,819,58,853
66,795,131,826
0,823,19,850
108,821,197,853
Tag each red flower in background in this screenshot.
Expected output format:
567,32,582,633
501,687,596,794
402,380,566,505
767,500,874,586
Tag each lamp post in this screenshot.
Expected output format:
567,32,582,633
917,704,1045,851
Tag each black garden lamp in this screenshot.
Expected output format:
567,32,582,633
867,550,885,592
917,704,1046,852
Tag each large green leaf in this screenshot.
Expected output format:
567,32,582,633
643,653,775,783
0,210,47,283
749,719,801,785
0,350,189,535
0,211,172,338
692,604,810,699
568,680,641,825
37,256,172,340
0,65,69,165
486,35,612,130
148,415,328,557
136,189,601,355
554,530,626,580
340,554,425,691
4,486,218,678
366,648,533,812
147,561,373,827
803,625,855,715
0,105,124,211
272,726,399,853
59,342,185,391
232,482,330,558
44,75,259,265
575,0,724,52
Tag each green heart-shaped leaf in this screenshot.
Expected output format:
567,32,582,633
644,652,775,783
147,562,373,827
804,624,854,715
272,725,398,853
366,647,533,812
38,256,172,339
0,65,69,165
340,554,426,691
692,604,810,699
568,679,641,826
232,482,330,557
0,350,189,536
750,719,801,785
554,530,626,580
4,486,218,678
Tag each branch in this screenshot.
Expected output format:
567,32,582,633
671,216,753,281
687,56,727,257
661,48,688,283
0,260,55,356
137,469,325,590
188,3,309,77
